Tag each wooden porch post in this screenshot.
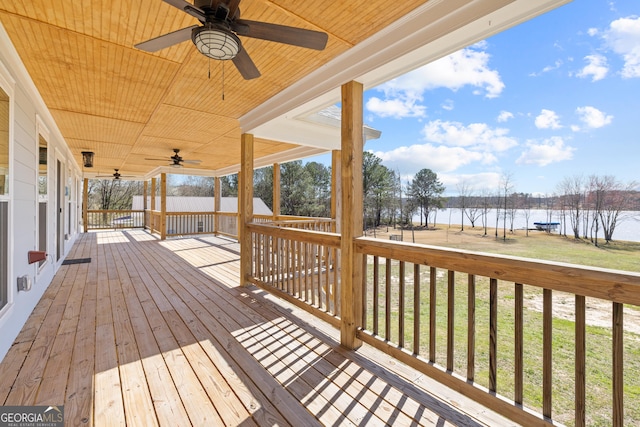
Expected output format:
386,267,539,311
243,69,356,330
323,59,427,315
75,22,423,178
214,176,221,235
160,173,167,240
272,163,280,221
340,81,364,349
239,133,254,287
143,180,148,229
331,150,341,233
150,177,156,211
83,178,88,233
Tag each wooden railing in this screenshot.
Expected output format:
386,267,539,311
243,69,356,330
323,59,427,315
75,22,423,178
253,215,335,232
165,212,215,237
216,211,238,238
247,226,640,426
247,223,341,327
86,210,145,230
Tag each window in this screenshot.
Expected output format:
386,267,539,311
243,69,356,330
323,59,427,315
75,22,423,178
38,134,47,267
0,86,8,196
0,85,9,310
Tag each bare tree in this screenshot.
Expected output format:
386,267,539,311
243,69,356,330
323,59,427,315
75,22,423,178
589,175,638,243
522,193,532,237
557,175,585,239
499,172,514,241
480,189,492,236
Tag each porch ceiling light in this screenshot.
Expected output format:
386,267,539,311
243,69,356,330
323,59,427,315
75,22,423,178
192,24,240,60
81,151,94,168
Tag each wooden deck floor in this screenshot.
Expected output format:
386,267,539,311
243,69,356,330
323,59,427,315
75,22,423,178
0,230,516,426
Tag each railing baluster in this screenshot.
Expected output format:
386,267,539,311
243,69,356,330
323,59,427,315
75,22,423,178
468,274,476,382
373,255,379,336
489,277,498,393
399,261,405,349
386,258,392,341
414,264,420,355
429,267,436,363
324,245,330,311
362,254,367,325
335,247,340,316
447,270,455,372
286,239,292,294
304,242,309,303
613,301,624,427
575,294,585,427
515,283,523,404
543,288,552,418
316,243,322,308
295,240,301,298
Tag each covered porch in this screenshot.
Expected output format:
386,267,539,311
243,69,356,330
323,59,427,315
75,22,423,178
0,230,510,426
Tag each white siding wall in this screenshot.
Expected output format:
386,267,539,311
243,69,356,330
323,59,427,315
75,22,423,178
0,24,81,361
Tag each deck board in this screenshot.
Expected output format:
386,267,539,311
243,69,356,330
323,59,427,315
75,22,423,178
0,230,518,426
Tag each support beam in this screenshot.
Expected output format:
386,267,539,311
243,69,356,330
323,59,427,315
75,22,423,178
150,178,156,211
331,150,341,233
160,173,167,240
214,176,221,235
82,178,88,233
143,180,148,229
272,163,280,220
340,81,364,349
239,134,254,287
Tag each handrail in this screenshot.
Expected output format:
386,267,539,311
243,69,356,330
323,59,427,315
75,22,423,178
247,222,341,327
86,209,145,230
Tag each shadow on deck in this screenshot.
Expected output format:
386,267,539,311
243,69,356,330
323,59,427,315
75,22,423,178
0,230,514,426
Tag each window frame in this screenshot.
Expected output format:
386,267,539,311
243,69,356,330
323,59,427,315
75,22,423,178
0,60,15,317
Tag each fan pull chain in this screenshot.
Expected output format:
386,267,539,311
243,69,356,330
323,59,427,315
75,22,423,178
208,58,211,79
222,61,225,101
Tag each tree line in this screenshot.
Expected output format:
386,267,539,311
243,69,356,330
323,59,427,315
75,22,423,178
87,152,638,244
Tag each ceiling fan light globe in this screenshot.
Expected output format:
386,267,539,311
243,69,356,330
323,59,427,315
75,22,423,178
192,25,240,60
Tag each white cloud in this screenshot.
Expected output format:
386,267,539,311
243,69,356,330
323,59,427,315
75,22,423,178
602,16,640,78
516,137,575,166
534,109,562,130
575,106,613,129
441,99,454,111
576,54,609,81
365,97,426,119
374,144,496,174
367,43,504,118
497,111,514,122
530,60,563,77
422,120,517,152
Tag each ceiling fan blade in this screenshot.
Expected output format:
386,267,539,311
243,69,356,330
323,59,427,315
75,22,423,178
182,160,202,164
135,26,198,52
232,19,328,50
145,157,171,161
232,48,261,80
163,0,206,20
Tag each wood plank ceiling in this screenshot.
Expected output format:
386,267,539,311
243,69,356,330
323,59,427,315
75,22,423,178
0,0,430,177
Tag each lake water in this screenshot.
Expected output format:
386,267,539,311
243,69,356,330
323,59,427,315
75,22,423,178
413,208,640,243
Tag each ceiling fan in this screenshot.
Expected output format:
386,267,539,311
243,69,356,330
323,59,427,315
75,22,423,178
134,0,328,79
95,169,134,180
146,149,203,168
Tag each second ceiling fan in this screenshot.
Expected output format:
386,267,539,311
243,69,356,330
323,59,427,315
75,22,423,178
135,0,328,80
146,149,202,168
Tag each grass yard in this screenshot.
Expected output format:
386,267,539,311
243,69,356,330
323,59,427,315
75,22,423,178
363,225,640,426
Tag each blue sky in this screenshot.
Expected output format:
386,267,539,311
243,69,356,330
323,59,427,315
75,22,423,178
313,1,640,196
